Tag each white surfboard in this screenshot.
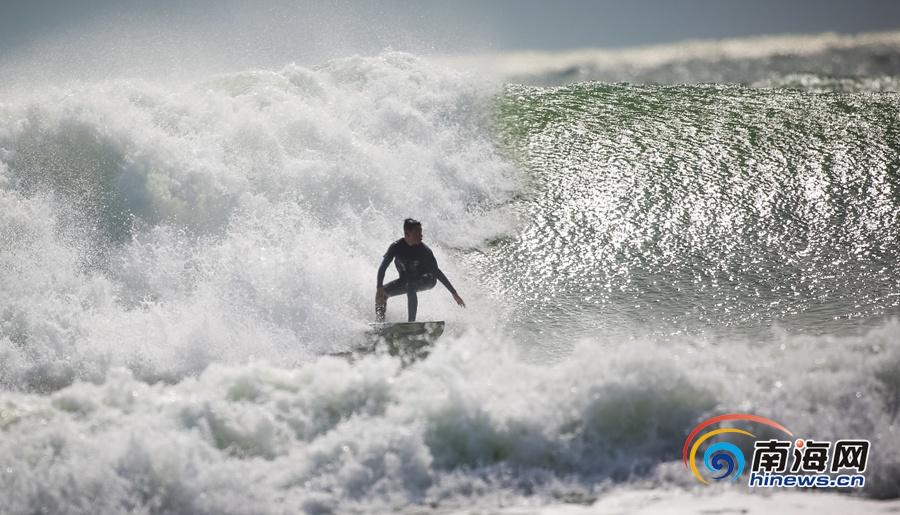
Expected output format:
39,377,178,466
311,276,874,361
365,321,445,364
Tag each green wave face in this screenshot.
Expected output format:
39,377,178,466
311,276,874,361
476,83,900,339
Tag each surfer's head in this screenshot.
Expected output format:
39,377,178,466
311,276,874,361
403,218,423,245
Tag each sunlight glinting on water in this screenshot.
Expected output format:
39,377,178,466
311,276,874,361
473,83,900,337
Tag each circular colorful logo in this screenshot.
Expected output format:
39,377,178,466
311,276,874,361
682,413,793,484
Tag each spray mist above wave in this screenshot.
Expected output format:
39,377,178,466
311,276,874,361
0,53,519,391
437,31,900,88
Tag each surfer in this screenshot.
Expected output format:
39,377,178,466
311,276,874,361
375,218,465,322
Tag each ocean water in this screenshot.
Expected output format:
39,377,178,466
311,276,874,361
1,35,900,514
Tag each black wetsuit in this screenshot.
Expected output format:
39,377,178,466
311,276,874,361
376,238,457,322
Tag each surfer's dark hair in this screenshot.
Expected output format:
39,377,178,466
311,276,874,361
403,218,422,234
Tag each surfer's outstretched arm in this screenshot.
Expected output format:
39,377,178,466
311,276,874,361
375,246,396,320
376,253,392,291
434,268,456,295
432,263,465,308
376,244,397,298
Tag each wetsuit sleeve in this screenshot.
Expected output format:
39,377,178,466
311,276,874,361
377,244,395,288
429,250,457,295
435,268,457,295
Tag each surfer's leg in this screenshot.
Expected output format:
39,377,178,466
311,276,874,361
415,275,437,292
405,283,418,322
405,275,437,322
379,279,406,322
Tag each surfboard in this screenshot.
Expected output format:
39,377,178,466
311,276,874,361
365,321,444,364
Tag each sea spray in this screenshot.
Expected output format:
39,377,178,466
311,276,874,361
0,53,518,390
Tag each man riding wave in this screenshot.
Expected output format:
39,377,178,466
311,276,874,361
375,218,465,322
